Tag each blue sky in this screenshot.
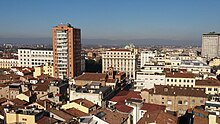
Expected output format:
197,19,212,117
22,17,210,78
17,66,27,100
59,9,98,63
0,0,220,45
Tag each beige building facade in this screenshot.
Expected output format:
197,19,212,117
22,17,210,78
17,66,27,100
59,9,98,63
141,85,207,116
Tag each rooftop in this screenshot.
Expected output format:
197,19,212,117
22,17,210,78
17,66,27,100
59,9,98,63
74,73,106,82
71,98,96,108
165,72,196,78
137,110,177,124
147,85,207,97
196,79,220,86
90,108,128,124
110,90,141,103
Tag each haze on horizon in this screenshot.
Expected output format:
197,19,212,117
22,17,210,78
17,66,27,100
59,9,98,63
0,0,220,46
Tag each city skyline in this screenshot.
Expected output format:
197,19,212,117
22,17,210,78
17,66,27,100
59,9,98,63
1,0,220,46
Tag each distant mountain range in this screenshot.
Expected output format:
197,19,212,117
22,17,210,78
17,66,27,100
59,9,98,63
0,37,201,47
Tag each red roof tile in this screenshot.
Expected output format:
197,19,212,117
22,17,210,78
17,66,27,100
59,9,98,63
109,49,130,52
115,104,133,113
37,116,58,124
74,73,106,81
140,103,166,112
137,110,177,124
149,85,207,97
71,98,96,108
110,91,141,103
64,108,87,117
166,72,195,78
196,79,220,86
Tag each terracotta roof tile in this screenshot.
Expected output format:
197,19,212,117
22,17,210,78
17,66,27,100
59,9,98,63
106,79,116,83
11,98,28,106
64,108,87,117
149,85,207,97
196,79,220,86
90,108,128,124
0,98,7,105
109,49,130,52
71,98,96,108
137,110,177,124
37,116,58,124
115,104,133,113
74,73,106,81
110,91,141,103
140,103,166,112
48,108,73,121
34,84,49,91
166,72,195,78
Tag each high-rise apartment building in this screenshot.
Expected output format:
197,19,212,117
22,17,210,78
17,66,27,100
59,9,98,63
202,32,220,59
52,24,81,79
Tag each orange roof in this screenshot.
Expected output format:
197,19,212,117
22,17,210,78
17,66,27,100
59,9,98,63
149,85,207,97
74,73,106,81
166,72,195,78
109,49,130,52
64,108,87,117
196,79,220,86
140,103,166,112
110,91,141,103
90,108,128,124
137,110,177,124
71,98,96,108
115,104,133,113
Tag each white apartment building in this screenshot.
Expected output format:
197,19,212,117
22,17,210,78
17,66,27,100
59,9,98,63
134,64,165,91
180,60,211,74
165,72,196,87
102,49,137,79
18,49,53,67
135,72,165,91
202,32,220,59
140,51,157,67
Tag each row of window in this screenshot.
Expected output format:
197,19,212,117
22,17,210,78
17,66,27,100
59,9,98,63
208,88,218,91
167,79,194,83
106,52,131,55
158,99,203,105
20,51,52,54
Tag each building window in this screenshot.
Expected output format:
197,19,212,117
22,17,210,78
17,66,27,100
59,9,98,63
200,100,203,103
178,100,182,105
167,100,172,105
214,88,218,91
167,79,169,82
192,99,195,104
208,88,212,91
22,118,27,121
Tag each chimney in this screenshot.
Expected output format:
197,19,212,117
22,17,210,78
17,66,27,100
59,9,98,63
44,101,46,110
153,88,156,93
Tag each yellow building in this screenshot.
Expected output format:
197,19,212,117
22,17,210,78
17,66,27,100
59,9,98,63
33,62,54,78
6,108,44,124
0,58,18,69
61,98,97,113
209,58,220,67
